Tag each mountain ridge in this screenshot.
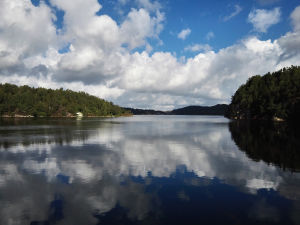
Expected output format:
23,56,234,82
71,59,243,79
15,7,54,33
125,104,229,115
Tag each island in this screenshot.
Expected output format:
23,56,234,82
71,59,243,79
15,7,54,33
226,66,300,122
0,83,129,117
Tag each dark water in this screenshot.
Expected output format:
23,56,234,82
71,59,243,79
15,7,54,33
0,116,300,225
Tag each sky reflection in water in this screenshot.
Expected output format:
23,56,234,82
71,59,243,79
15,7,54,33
0,116,300,225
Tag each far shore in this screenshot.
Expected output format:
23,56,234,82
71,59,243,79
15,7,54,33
1,114,132,118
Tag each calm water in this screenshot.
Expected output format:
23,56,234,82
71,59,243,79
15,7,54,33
0,116,300,225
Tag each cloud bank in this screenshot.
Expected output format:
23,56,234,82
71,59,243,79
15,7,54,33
0,0,300,109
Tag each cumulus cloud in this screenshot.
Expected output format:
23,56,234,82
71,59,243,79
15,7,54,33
0,0,56,68
120,8,164,49
135,0,161,12
177,28,191,40
0,0,300,109
248,7,281,33
275,6,300,62
291,6,300,31
114,35,296,108
223,4,242,22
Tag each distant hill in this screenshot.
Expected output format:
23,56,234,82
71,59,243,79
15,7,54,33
123,108,166,115
170,104,229,115
125,104,229,116
0,83,129,117
226,66,300,121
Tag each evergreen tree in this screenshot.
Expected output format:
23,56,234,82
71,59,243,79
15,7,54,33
226,66,300,121
0,83,130,117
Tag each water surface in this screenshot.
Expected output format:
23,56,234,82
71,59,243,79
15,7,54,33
0,116,300,225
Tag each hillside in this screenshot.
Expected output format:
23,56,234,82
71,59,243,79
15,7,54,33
0,83,129,117
124,108,167,115
170,104,228,115
125,104,228,115
226,66,300,121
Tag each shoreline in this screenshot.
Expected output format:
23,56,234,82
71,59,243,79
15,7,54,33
226,116,285,122
1,114,132,118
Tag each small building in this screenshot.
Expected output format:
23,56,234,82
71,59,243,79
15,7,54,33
76,112,83,117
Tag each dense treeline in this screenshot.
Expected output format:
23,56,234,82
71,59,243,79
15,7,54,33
226,66,300,121
0,83,129,117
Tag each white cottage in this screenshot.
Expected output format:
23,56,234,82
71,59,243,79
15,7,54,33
76,112,83,117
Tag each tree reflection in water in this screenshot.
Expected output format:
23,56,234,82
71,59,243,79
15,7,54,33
229,121,300,172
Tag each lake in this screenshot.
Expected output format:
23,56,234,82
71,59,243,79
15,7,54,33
0,115,300,225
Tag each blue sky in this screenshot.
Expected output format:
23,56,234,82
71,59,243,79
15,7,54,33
45,0,298,55
1,0,300,109
98,0,297,53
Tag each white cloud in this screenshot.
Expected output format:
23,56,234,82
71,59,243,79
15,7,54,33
177,28,191,40
248,7,281,33
184,44,212,52
135,0,161,12
0,0,56,68
120,8,164,49
223,4,242,22
116,0,161,18
0,1,300,109
291,6,300,31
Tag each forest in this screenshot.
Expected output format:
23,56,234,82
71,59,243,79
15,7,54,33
0,83,129,117
226,66,300,121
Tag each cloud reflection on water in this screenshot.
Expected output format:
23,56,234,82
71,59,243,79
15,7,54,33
0,116,300,224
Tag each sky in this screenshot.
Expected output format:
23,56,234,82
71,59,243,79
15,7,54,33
0,0,300,110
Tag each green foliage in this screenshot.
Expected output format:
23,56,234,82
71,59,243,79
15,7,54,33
0,83,129,117
226,66,300,121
